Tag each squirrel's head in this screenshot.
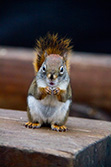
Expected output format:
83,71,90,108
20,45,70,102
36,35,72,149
34,33,72,73
37,53,69,88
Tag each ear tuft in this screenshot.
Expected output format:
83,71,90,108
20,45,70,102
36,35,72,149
63,52,68,62
44,51,48,58
63,52,71,74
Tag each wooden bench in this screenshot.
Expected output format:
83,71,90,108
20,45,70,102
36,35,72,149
0,109,111,167
0,46,111,166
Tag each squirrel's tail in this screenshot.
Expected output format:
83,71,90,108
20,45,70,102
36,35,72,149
33,33,72,73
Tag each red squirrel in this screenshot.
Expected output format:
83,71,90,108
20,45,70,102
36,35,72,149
25,33,72,132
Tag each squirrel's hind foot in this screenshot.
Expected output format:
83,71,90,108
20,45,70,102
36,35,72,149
51,124,68,132
25,122,41,129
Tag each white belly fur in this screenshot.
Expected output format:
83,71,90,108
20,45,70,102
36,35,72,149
27,95,71,125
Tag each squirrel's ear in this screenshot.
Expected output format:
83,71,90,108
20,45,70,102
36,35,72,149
44,51,48,58
63,52,68,62
37,50,43,57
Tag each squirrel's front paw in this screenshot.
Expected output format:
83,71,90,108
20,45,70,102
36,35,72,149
53,87,60,95
45,86,52,95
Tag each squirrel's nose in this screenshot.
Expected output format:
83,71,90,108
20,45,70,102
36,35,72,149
50,74,54,80
47,73,57,80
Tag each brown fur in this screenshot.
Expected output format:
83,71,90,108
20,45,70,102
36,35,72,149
33,33,72,73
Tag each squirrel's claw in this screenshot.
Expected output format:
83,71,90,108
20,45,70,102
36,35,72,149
53,87,60,95
45,87,60,95
25,122,41,129
51,124,68,132
45,87,52,95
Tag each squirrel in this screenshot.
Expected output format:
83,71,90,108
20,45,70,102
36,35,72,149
25,33,72,132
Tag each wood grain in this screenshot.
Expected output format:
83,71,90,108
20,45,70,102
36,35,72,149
71,53,111,113
0,109,111,167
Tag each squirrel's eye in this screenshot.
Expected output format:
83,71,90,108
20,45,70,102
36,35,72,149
60,66,64,75
42,64,46,72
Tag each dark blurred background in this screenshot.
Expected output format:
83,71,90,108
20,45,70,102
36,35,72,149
0,1,111,121
0,1,111,53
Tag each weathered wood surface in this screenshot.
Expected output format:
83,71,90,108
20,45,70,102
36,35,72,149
0,46,111,113
71,53,111,113
0,109,111,167
0,47,33,110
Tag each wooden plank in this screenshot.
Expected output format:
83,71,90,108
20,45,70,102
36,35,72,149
0,46,111,113
71,53,111,113
0,47,34,111
0,109,111,166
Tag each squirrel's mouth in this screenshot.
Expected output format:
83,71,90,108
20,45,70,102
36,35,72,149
46,78,58,87
49,82,55,86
